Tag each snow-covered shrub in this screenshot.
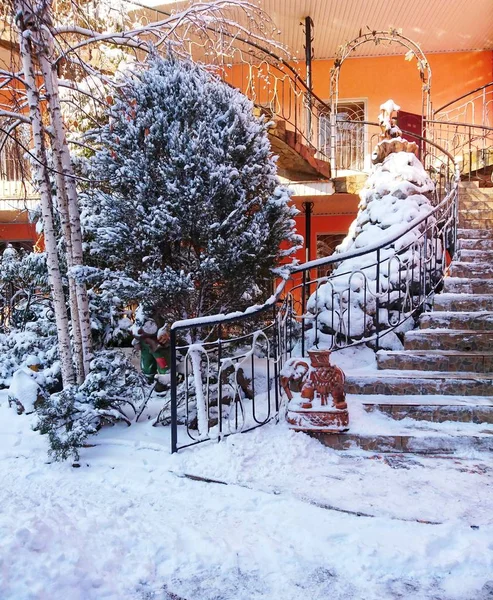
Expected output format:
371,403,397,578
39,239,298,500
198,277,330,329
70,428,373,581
34,349,147,461
0,319,60,389
71,266,140,348
0,248,50,331
0,248,60,388
307,150,440,350
80,54,301,332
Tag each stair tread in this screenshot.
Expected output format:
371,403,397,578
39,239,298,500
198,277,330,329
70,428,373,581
347,369,493,380
346,399,493,438
378,349,493,356
406,328,493,335
434,293,493,300
450,260,489,268
350,394,493,406
426,310,493,316
446,276,493,282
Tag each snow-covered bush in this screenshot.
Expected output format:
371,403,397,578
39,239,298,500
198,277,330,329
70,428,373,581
80,54,301,331
306,150,440,350
34,349,147,461
71,266,140,348
0,319,60,389
0,248,60,388
0,247,50,331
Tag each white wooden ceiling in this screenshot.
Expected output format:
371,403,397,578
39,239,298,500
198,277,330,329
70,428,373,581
148,0,493,59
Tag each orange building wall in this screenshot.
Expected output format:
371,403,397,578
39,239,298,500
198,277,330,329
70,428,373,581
310,50,492,119
0,222,37,242
225,50,492,126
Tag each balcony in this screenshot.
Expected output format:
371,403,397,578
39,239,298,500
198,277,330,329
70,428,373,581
0,139,38,207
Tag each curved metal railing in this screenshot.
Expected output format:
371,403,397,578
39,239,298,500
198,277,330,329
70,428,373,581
430,82,493,179
434,82,493,126
212,39,332,165
168,131,458,452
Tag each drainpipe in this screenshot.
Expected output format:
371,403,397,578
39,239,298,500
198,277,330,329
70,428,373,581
304,16,314,144
302,201,314,262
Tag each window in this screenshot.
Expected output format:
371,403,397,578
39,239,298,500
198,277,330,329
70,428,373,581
319,100,366,171
0,241,33,254
316,233,346,278
0,125,31,182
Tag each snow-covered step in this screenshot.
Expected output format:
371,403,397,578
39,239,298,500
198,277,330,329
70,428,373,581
314,410,493,454
458,218,493,229
449,262,493,278
345,370,493,396
458,237,493,251
443,277,493,294
358,394,493,423
420,311,493,330
315,432,493,454
404,329,493,351
457,228,493,240
459,208,493,220
460,198,493,210
460,188,493,200
457,249,493,262
377,349,493,373
459,181,480,188
432,293,493,312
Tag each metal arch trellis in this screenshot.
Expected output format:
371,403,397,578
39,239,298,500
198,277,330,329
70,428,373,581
329,29,432,173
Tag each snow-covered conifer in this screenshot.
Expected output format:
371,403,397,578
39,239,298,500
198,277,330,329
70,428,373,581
306,149,440,350
81,54,301,328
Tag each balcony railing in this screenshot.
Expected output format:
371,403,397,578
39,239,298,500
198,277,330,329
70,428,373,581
0,134,37,200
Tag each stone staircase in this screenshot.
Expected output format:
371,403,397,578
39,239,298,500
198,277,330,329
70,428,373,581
316,181,493,454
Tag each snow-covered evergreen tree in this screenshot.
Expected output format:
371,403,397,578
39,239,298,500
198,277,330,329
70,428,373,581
306,149,440,351
80,54,301,329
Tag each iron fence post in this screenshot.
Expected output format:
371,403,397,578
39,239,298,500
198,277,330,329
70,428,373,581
375,249,381,350
301,270,307,357
273,304,280,414
170,327,178,453
217,324,223,439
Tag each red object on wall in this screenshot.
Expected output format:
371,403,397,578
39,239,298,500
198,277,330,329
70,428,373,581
398,110,424,159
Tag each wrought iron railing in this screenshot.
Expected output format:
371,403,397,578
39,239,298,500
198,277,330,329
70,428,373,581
214,39,331,165
168,133,458,452
434,82,493,127
426,120,493,180
430,82,493,179
0,124,35,198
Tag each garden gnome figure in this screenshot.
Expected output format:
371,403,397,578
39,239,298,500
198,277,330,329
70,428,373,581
132,318,171,384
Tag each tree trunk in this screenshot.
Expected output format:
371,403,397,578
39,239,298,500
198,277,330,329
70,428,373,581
51,149,85,383
38,45,93,380
15,3,75,387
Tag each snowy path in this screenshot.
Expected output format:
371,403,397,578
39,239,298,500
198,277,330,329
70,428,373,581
0,392,492,600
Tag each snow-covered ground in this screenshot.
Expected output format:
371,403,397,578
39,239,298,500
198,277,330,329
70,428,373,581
1,388,492,600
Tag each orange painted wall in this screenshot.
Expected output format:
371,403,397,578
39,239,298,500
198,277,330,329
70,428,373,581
293,50,492,125
0,222,37,242
311,50,493,120
226,50,492,125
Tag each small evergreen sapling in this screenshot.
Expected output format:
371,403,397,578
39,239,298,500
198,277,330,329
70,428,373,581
34,350,147,461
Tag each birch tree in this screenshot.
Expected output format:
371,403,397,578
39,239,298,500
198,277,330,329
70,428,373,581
0,0,285,388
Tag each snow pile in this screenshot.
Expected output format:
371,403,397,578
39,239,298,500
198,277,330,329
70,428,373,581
0,322,60,389
7,368,42,413
306,150,441,350
0,390,492,600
